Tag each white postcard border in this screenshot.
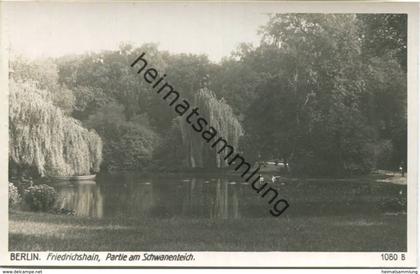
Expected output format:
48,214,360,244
0,1,417,268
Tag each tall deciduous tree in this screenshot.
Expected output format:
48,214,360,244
240,14,405,175
9,80,102,176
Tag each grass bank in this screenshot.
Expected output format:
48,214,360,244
9,210,406,251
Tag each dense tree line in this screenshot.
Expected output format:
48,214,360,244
9,14,407,176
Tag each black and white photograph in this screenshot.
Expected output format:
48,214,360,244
0,1,418,269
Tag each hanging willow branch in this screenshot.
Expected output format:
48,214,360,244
9,80,103,176
179,87,243,168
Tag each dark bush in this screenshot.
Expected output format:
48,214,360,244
24,184,57,211
8,182,21,208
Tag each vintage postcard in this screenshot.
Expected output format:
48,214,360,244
0,1,418,269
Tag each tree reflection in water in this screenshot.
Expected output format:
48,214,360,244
101,181,155,219
52,174,406,220
55,181,103,218
54,178,247,219
183,179,240,219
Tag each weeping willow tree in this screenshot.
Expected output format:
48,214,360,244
179,87,243,168
9,80,103,177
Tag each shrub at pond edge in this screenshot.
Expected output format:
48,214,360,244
8,182,21,209
24,184,57,212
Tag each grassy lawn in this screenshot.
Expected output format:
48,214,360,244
9,210,406,252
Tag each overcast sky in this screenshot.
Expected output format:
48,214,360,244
3,2,269,62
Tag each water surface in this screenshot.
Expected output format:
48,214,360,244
51,172,407,220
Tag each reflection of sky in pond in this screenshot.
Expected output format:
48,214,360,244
50,174,406,220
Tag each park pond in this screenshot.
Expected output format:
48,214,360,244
50,172,407,220
9,172,408,251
